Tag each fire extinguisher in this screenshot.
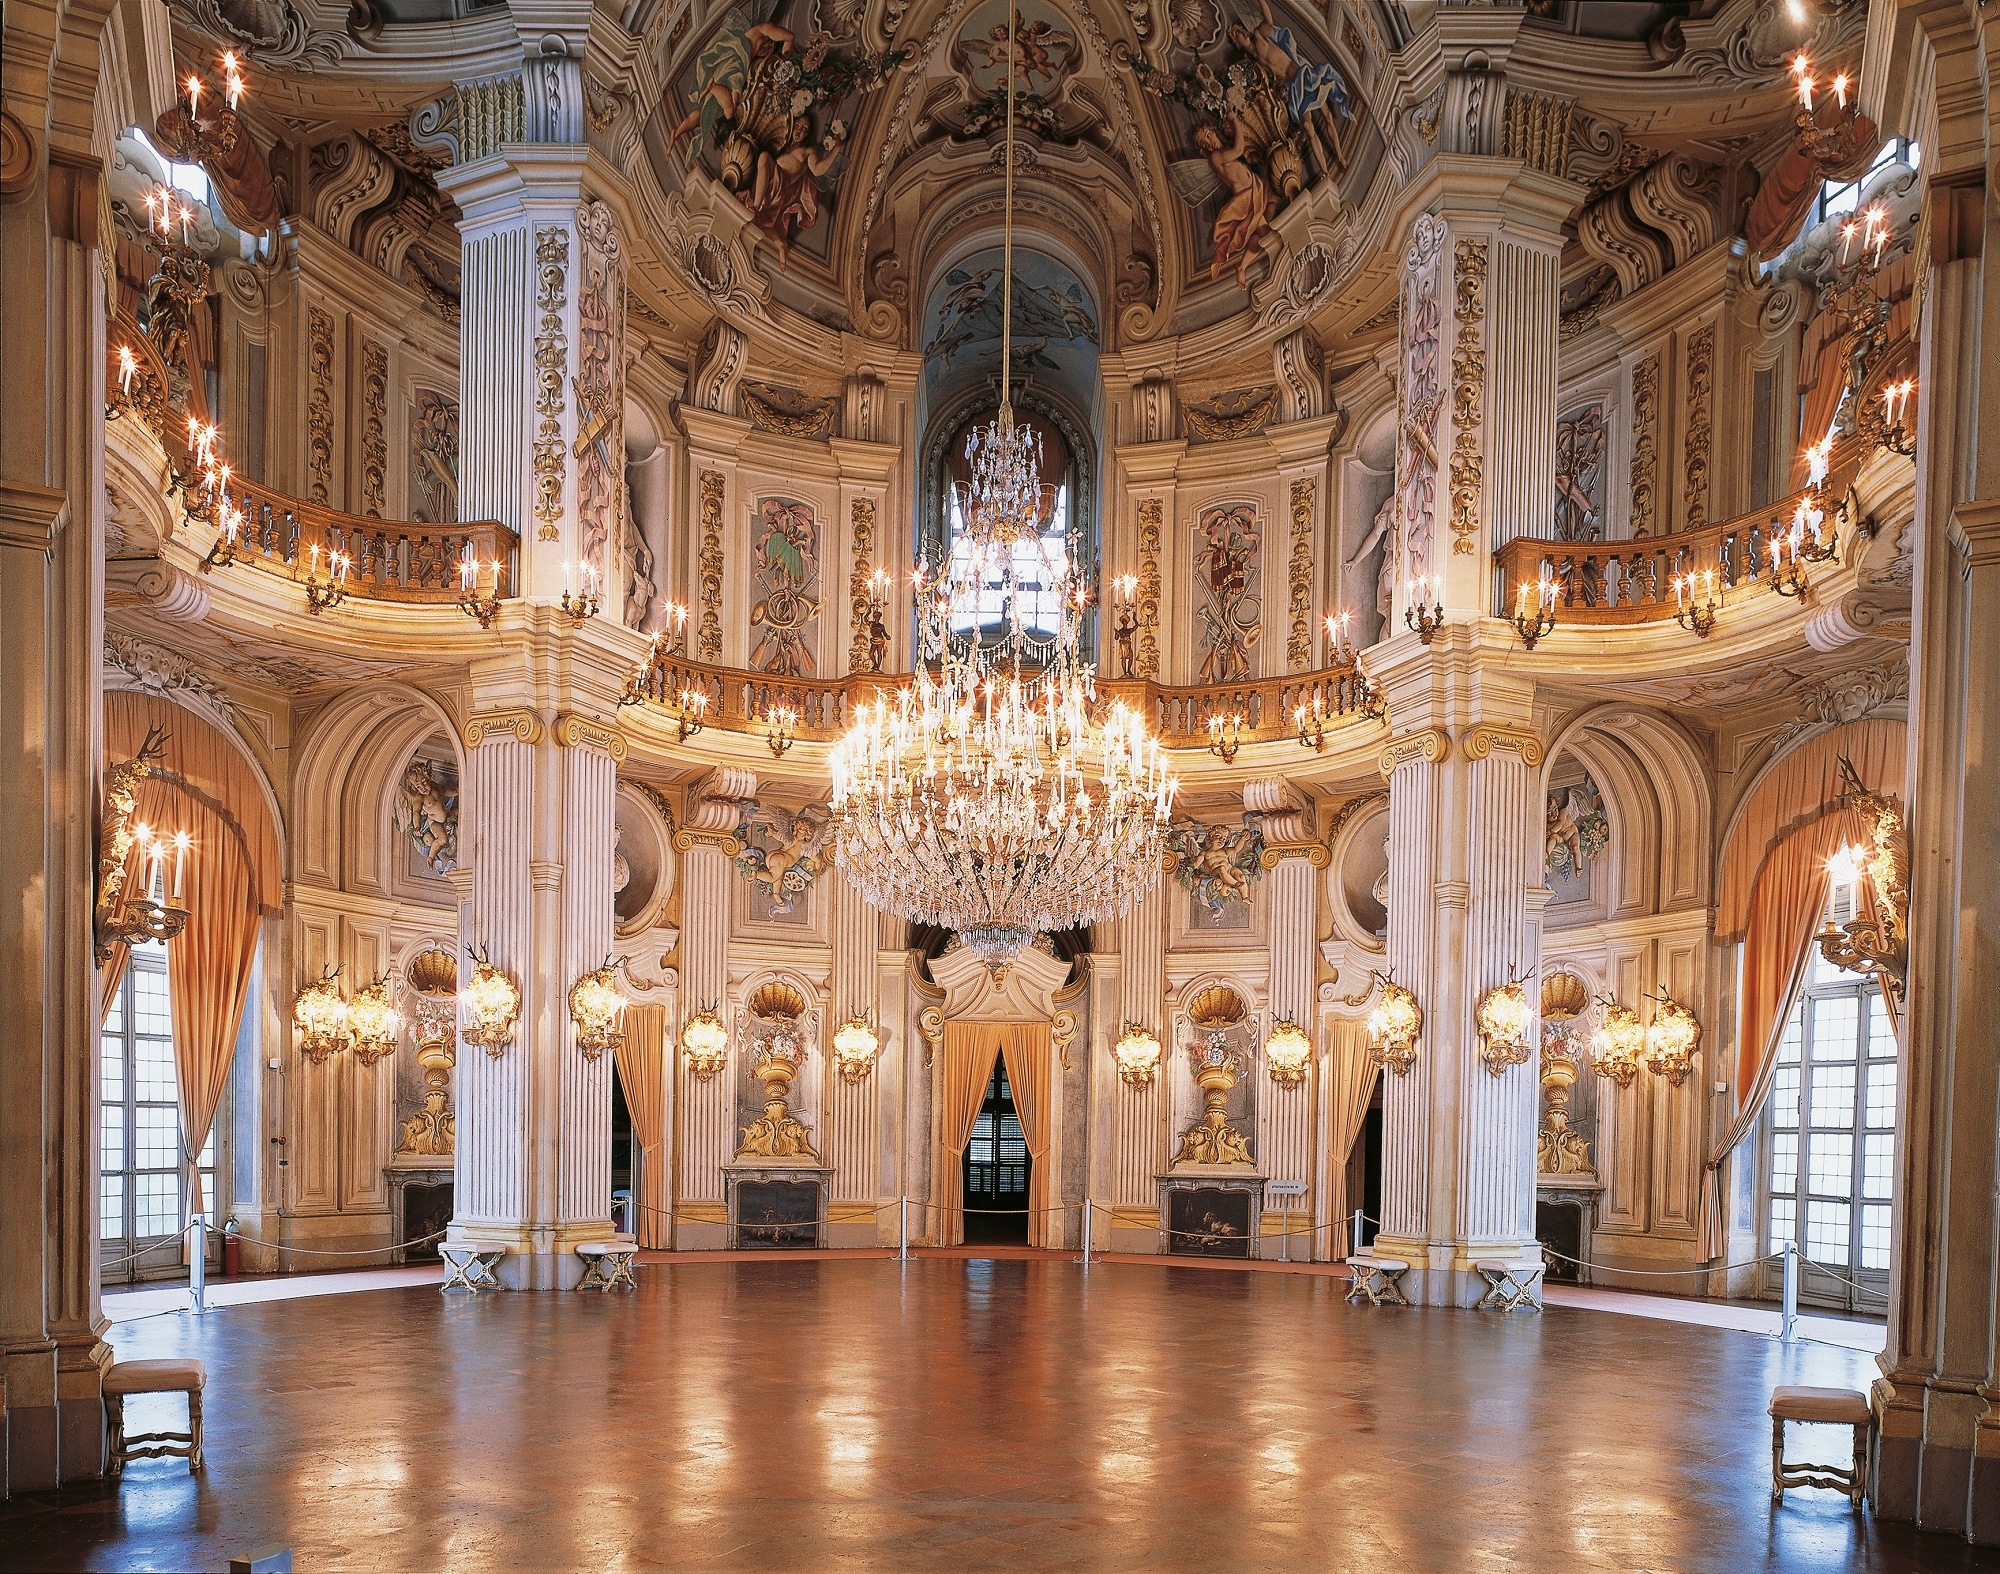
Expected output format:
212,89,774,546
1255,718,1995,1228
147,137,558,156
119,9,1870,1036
222,1217,241,1278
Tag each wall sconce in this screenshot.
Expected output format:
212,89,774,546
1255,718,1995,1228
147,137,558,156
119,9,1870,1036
459,949,522,1058
1816,756,1910,998
1590,995,1645,1087
1207,712,1243,762
680,1005,729,1079
1509,572,1558,650
675,688,710,742
301,543,351,614
1642,990,1701,1087
765,705,798,757
1405,576,1444,643
832,1014,881,1083
1365,973,1423,1076
1672,567,1722,637
1294,694,1329,753
1768,524,1812,599
200,496,246,573
1263,1017,1312,1088
346,975,401,1066
1111,575,1140,679
567,959,629,1061
1475,974,1534,1075
93,726,193,963
1325,610,1356,666
457,550,506,628
560,559,601,624
292,966,352,1065
1112,1023,1162,1087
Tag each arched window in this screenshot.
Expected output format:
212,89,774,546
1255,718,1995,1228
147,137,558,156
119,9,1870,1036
937,406,1076,645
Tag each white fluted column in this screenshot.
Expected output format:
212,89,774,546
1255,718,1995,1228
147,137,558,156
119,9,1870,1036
827,872,882,1234
1261,845,1322,1256
1109,891,1167,1247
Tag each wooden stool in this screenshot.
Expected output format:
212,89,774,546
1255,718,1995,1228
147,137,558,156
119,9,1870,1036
440,1241,508,1291
1345,1255,1411,1306
104,1358,206,1475
576,1241,639,1291
1768,1385,1871,1508
1475,1260,1544,1311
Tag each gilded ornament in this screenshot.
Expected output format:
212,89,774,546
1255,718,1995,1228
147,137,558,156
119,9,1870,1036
1447,237,1487,556
462,708,546,749
847,497,877,674
1629,354,1661,537
1136,497,1163,678
306,306,334,504
531,225,569,542
697,469,725,659
1286,477,1315,670
1681,324,1714,530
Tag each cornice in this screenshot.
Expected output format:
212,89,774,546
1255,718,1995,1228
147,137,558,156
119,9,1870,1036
0,481,67,554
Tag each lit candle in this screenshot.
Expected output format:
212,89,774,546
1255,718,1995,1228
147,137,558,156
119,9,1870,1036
491,559,505,592
225,70,243,112
1516,582,1530,619
1540,575,1557,611
172,830,189,899
461,547,475,590
334,551,350,587
1798,74,1813,112
1792,52,1810,79
186,74,202,121
147,832,167,903
308,543,321,581
117,346,136,394
1673,574,1687,610
1840,221,1857,265
563,560,574,598
178,203,191,246
130,822,152,889
1833,73,1849,111
1703,569,1716,604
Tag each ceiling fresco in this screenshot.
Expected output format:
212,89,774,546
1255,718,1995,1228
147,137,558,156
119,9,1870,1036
921,246,1098,402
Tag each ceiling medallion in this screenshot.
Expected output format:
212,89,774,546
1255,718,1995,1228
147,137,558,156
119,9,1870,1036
829,1,1177,972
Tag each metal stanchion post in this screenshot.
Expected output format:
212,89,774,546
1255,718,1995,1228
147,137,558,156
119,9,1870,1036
1082,1197,1092,1266
189,1215,208,1315
1781,1239,1799,1344
898,1196,908,1262
1351,1208,1365,1258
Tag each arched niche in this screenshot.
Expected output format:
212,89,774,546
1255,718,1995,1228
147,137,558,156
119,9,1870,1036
1325,794,1389,951
1336,400,1398,647
613,782,677,940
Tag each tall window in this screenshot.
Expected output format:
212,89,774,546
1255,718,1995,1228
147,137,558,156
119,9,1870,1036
944,479,1071,642
100,944,215,1281
1812,137,1918,225
1762,882,1895,1310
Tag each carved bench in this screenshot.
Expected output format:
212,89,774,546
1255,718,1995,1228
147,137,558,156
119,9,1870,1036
440,1241,508,1292
1474,1259,1544,1311
1345,1255,1411,1307
575,1240,640,1291
105,1358,206,1475
1769,1386,1871,1508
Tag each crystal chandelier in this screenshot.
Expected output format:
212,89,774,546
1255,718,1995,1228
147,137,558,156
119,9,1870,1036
829,0,1175,972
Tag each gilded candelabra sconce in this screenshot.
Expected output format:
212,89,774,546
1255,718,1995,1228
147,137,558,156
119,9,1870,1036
459,948,523,1058
1405,576,1445,644
1789,52,1857,159
457,551,506,628
1855,377,1917,457
346,975,401,1066
1672,568,1723,638
1263,1017,1312,1088
862,573,893,675
1589,995,1645,1087
1112,574,1140,679
1294,694,1330,752
1325,611,1356,667
292,966,352,1065
1816,756,1910,999
200,494,248,574
736,983,821,1161
567,959,630,1061
1768,524,1813,600
1475,972,1534,1076
560,560,602,624
1173,987,1254,1165
832,1015,881,1083
675,688,711,742
680,1005,730,1079
1509,573,1559,651
1207,712,1244,762
93,726,193,963
1112,1023,1162,1088
1641,990,1701,1087
1353,970,1422,1076
764,705,798,758
662,601,690,655
301,544,351,614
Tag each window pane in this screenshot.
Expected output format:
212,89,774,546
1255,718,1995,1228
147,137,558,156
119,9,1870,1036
1863,1134,1894,1200
135,1106,178,1171
1861,1204,1892,1270
135,1034,177,1104
135,1171,179,1237
101,1105,124,1174
1866,994,1892,1055
1865,1062,1897,1128
132,967,171,1034
1812,997,1860,1059
197,1169,217,1227
1778,1006,1804,1064
100,1031,124,1102
197,1130,215,1170
1806,1199,1851,1266
1771,1066,1802,1129
1810,1063,1857,1128
1807,1133,1854,1196
1770,1131,1798,1195
101,1175,124,1241
1769,1198,1796,1252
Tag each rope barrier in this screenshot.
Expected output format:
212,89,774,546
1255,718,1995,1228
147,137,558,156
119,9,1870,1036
1536,1243,1783,1278
99,1221,195,1270
224,1227,448,1258
1789,1260,1891,1301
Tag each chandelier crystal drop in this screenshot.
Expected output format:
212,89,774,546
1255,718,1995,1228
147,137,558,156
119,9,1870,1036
829,0,1176,971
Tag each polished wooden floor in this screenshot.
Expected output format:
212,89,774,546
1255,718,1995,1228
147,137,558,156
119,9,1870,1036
2,1257,1990,1571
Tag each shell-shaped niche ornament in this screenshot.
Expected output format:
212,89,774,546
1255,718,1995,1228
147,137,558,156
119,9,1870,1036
405,944,459,1000
1186,983,1247,1029
747,980,807,1022
1540,970,1589,1022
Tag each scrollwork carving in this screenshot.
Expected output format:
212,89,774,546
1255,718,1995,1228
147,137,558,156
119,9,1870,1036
1448,237,1487,556
532,226,569,542
697,470,725,660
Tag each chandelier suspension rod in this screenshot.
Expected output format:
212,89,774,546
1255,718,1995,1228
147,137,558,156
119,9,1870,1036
1000,0,1016,417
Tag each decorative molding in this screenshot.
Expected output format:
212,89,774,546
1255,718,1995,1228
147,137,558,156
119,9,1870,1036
1377,726,1451,778
1272,329,1326,422
306,306,334,504
1183,386,1278,444
553,713,628,761
847,497,876,674
696,469,724,660
462,708,546,749
689,319,747,413
1681,324,1714,530
529,860,564,892
1448,237,1488,556
1629,353,1661,539
671,827,742,856
1136,497,1163,678
1052,1007,1078,1070
918,1004,945,1068
0,110,34,200
360,340,388,518
1258,840,1331,870
1323,789,1387,845
1500,90,1572,177
1286,478,1314,670
573,201,625,576
1462,723,1546,767
531,225,569,543
1400,214,1447,578
104,633,235,715
740,380,834,439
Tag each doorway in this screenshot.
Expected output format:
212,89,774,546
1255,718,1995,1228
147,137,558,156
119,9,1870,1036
963,1062,1030,1243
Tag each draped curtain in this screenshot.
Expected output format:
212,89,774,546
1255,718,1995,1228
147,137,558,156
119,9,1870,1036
614,1004,672,1247
1324,1018,1379,1257
1698,807,1868,1259
1788,254,1914,491
932,1022,1051,1246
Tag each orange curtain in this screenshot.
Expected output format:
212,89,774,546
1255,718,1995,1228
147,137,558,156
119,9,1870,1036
932,1023,1005,1246
615,1004,671,1247
1788,254,1915,491
1324,1018,1379,1256
165,793,262,1216
1699,807,1867,1259
998,1025,1055,1248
